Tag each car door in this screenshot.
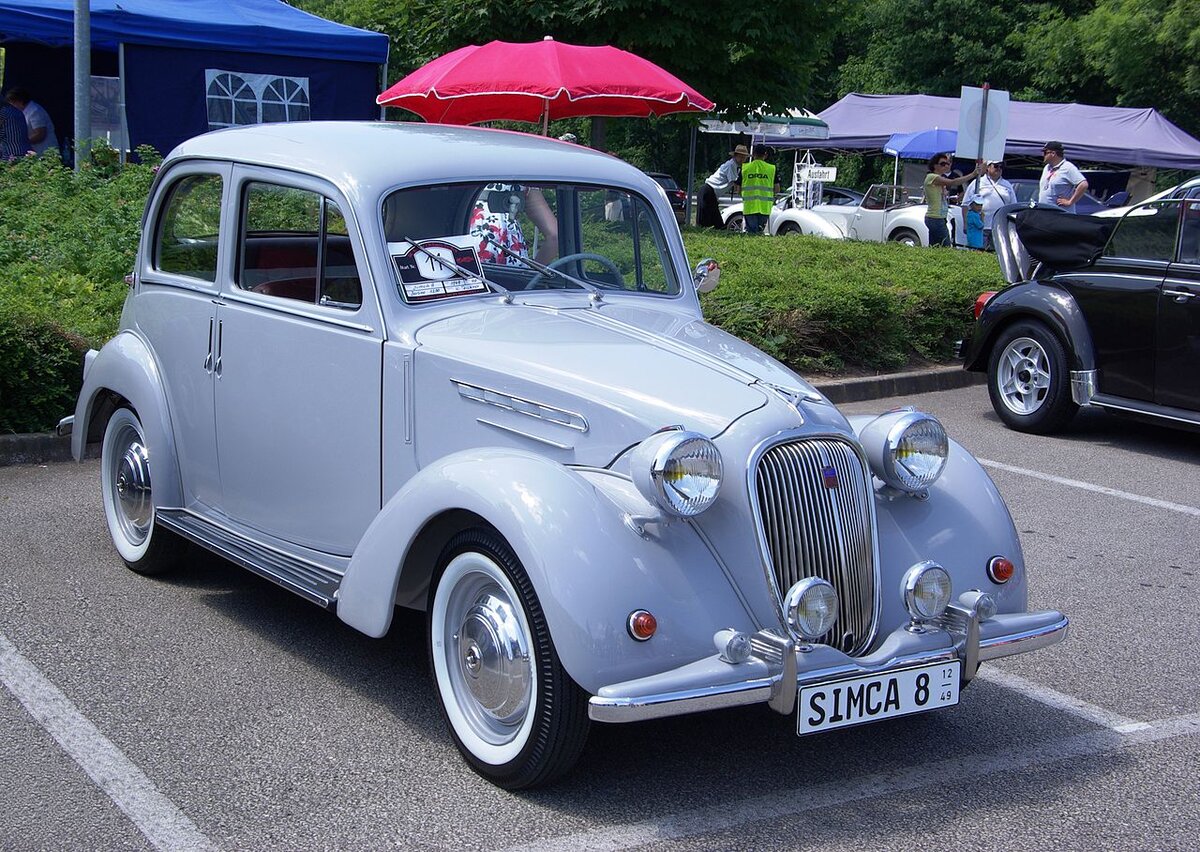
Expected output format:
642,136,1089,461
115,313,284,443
1156,199,1200,411
213,166,384,555
134,162,231,510
848,185,892,242
1058,201,1174,401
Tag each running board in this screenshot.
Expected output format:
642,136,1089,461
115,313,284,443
156,509,342,610
1089,394,1200,428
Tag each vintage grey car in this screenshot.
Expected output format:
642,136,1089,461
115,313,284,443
63,122,1067,789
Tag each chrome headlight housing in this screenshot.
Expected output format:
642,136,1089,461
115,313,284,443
902,561,953,622
859,409,949,493
784,577,839,641
631,430,723,518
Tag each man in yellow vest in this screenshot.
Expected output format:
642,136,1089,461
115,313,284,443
741,145,777,234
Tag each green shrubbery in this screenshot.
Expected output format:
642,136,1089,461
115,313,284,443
0,147,1003,433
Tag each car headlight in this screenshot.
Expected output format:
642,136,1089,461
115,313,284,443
784,577,839,641
631,430,722,517
859,409,949,494
903,561,953,622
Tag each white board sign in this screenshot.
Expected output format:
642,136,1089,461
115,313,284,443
956,86,1009,163
801,166,838,182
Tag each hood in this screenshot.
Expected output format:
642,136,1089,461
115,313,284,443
412,300,788,467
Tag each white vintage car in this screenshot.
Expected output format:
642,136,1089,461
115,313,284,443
724,184,992,248
62,123,1067,789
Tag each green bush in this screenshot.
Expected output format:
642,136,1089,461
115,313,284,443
0,146,1004,432
683,229,1005,373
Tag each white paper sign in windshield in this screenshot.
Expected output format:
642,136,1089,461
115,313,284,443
391,236,489,302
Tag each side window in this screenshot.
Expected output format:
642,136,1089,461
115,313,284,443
1180,200,1200,265
155,174,223,282
238,182,362,310
1104,200,1180,262
577,189,672,292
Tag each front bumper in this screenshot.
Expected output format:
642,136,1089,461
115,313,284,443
588,606,1068,723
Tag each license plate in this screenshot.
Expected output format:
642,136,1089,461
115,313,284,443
797,661,960,735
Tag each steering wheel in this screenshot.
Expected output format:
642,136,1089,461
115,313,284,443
528,252,624,289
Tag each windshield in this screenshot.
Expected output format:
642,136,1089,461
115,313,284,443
381,181,680,303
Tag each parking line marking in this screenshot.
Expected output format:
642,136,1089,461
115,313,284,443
975,667,1150,731
0,633,219,852
504,712,1200,852
978,459,1200,518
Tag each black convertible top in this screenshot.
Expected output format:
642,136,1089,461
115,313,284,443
1012,207,1117,270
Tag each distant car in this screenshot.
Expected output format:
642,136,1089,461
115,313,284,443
720,193,845,238
645,171,686,221
1095,176,1200,218
962,199,1200,433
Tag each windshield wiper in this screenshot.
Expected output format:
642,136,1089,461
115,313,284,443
402,235,511,298
483,233,601,295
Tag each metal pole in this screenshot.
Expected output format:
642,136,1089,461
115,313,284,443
977,82,990,162
685,123,697,226
73,0,91,171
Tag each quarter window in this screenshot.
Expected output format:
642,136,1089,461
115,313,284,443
155,174,223,282
238,182,362,309
1104,200,1181,262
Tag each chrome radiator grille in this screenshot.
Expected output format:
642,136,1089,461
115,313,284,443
754,438,877,655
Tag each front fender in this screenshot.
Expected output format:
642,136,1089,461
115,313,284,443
71,331,182,507
963,282,1095,373
850,416,1029,627
337,448,753,694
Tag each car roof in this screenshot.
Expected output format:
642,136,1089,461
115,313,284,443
165,121,652,203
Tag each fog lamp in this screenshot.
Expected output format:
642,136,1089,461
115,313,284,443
903,561,953,622
784,578,839,642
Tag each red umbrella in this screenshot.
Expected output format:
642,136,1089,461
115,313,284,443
378,37,714,130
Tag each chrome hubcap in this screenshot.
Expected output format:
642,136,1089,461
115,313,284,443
448,581,531,743
111,426,152,545
997,336,1051,415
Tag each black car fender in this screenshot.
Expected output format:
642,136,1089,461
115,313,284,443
963,281,1096,373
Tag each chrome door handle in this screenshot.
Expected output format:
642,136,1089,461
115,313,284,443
214,320,223,378
203,317,214,373
1164,288,1196,302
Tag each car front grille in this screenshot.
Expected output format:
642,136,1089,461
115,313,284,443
753,437,877,655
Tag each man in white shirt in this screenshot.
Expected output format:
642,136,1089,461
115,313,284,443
5,87,58,157
964,160,1018,249
697,144,748,228
1037,141,1088,214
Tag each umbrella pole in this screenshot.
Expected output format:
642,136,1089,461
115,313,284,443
541,102,549,136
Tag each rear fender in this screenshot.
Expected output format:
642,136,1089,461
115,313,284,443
71,331,182,507
337,448,752,693
963,282,1095,373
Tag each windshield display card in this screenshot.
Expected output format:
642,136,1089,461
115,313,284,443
390,237,488,302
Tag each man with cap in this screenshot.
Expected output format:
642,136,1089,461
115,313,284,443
964,160,1017,249
1038,141,1088,213
698,143,749,228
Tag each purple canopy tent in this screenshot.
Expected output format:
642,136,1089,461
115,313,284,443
818,93,1200,169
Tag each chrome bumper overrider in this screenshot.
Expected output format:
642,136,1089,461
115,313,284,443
588,608,1068,723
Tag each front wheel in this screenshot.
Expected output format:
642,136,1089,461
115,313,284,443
890,227,920,247
428,528,589,789
724,211,745,232
987,321,1078,433
777,222,802,236
100,408,185,574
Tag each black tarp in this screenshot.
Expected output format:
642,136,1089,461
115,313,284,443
1013,208,1117,270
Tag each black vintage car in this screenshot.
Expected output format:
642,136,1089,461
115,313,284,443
962,199,1200,433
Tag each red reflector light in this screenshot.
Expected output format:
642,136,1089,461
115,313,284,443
627,610,657,641
974,291,998,320
988,556,1015,583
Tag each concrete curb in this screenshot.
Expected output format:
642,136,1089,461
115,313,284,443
1,366,981,467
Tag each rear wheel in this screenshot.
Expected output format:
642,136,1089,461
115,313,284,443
987,321,1078,433
100,408,185,575
428,528,589,789
890,227,919,247
724,212,745,232
777,222,802,236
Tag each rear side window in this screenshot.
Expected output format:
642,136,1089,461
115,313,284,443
238,181,362,309
1104,200,1180,262
155,174,223,281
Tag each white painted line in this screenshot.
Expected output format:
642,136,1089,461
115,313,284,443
978,458,1200,518
0,633,219,852
975,666,1150,732
504,712,1200,852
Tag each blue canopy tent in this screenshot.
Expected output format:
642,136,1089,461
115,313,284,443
0,0,389,157
882,128,958,184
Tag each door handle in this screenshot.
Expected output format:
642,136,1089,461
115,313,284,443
203,317,214,373
1163,288,1196,302
214,320,223,378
